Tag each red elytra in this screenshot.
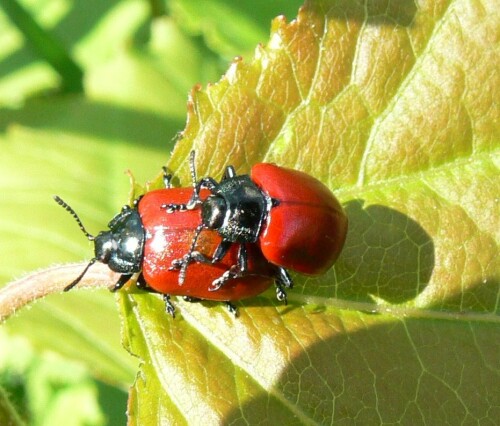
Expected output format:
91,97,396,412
251,163,348,275
139,188,274,301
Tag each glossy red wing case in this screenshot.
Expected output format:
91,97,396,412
138,188,274,301
251,164,348,275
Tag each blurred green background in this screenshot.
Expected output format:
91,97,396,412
0,1,302,424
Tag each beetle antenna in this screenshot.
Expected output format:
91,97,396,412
64,258,98,291
53,195,95,241
188,150,197,188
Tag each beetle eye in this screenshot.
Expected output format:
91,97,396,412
202,196,226,229
94,233,114,264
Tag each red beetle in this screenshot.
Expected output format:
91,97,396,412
54,175,288,317
252,163,347,275
165,152,348,290
140,188,275,305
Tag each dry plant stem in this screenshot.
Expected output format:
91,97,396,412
0,263,119,323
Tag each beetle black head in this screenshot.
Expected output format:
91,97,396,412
201,195,226,229
200,175,268,243
53,196,145,291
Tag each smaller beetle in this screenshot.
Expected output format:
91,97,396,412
165,152,348,289
54,172,291,317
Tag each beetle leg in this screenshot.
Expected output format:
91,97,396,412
168,225,207,284
170,234,236,289
273,266,292,304
135,273,146,289
132,196,143,209
275,266,293,289
185,177,218,209
221,165,236,180
169,253,193,284
197,177,218,191
131,275,177,318
208,241,240,291
190,251,213,263
169,250,214,283
185,150,218,209
163,294,176,318
183,296,200,303
212,239,232,263
111,273,133,292
135,273,153,291
237,244,248,273
275,282,288,305
135,274,167,295
170,239,238,291
162,202,189,213
209,243,246,291
225,301,238,317
209,266,240,291
162,176,219,212
163,150,223,211
162,166,173,189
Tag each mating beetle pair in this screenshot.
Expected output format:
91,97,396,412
55,152,348,316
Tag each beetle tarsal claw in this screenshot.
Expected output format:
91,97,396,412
275,284,288,304
186,196,201,210
209,265,242,291
162,203,188,213
169,253,197,285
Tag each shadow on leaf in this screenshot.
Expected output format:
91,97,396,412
0,97,183,152
326,199,435,304
432,275,500,314
223,313,499,424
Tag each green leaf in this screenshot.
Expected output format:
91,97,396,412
0,384,25,426
2,0,83,93
125,0,500,423
168,0,304,58
0,330,111,425
1,0,498,423
0,0,149,106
